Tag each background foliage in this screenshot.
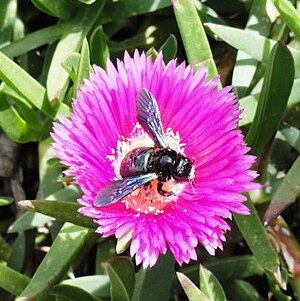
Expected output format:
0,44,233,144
0,0,300,300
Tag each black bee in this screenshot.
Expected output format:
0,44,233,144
94,88,194,207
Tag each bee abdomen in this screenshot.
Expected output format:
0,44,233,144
120,147,153,178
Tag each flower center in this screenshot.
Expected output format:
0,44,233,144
107,123,189,215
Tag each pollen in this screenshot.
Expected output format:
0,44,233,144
107,122,188,214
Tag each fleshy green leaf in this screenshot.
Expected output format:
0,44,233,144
61,276,110,298
74,38,91,97
1,24,65,58
234,199,280,275
95,239,117,275
232,0,272,98
225,280,265,301
0,52,54,118
280,126,300,153
264,156,300,223
206,23,300,78
132,254,174,301
239,95,258,127
101,0,171,24
181,255,264,286
104,257,135,301
46,1,105,103
31,0,77,20
159,34,177,64
8,212,54,233
271,0,300,41
17,200,96,230
0,0,17,48
90,26,110,69
0,196,14,206
8,231,35,273
39,138,63,198
177,272,210,301
16,223,90,301
51,284,100,301
199,265,226,301
246,42,294,155
172,0,218,79
0,263,30,295
8,184,82,233
0,235,11,261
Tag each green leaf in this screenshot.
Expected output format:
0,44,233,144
0,196,14,206
16,223,90,301
234,199,280,274
8,231,35,273
225,280,265,301
132,254,174,301
31,0,77,20
8,184,82,233
0,52,55,118
206,23,300,78
172,0,218,79
46,1,105,103
39,138,63,198
1,24,65,58
264,156,300,223
266,271,292,301
205,255,264,281
61,276,110,298
246,42,294,155
199,265,226,301
232,0,272,98
280,126,300,153
177,272,210,301
104,257,135,301
74,38,91,97
8,212,54,233
0,85,45,142
181,255,264,285
239,77,300,127
101,0,171,24
90,26,110,69
239,95,258,127
78,0,96,4
62,53,81,83
183,255,264,285
0,0,17,48
96,239,116,275
0,235,11,261
272,0,300,41
0,263,30,295
0,94,35,143
159,34,177,64
17,200,96,230
51,284,101,301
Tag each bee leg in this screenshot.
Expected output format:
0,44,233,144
157,181,174,197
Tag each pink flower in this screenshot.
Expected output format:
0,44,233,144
51,51,259,268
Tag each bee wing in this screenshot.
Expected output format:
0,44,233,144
94,173,158,207
137,88,168,148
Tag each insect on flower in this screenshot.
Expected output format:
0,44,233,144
95,88,194,207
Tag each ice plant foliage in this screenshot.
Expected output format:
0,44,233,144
52,51,259,268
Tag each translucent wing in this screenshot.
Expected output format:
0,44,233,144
94,173,158,207
136,88,168,148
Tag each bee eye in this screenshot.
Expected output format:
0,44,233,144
173,157,192,182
